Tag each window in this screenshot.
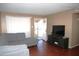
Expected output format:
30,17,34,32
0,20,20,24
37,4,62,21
6,16,31,38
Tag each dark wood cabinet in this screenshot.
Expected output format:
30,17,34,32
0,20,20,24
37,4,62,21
47,35,69,49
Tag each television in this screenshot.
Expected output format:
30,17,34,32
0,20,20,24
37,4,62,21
52,25,65,36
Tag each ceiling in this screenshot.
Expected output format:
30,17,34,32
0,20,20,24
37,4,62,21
0,3,79,16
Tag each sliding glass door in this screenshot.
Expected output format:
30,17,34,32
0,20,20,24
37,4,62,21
34,18,47,41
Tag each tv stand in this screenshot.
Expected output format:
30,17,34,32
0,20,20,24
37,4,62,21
47,35,69,49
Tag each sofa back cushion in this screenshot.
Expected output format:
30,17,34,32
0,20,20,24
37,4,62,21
0,36,8,45
4,33,17,42
16,33,25,40
0,33,26,45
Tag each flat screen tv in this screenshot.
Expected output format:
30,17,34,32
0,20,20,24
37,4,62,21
52,25,65,36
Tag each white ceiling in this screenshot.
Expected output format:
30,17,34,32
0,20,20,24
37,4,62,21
0,3,79,16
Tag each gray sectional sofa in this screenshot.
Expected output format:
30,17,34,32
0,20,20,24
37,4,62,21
0,33,37,47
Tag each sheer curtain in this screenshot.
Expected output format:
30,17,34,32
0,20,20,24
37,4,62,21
34,17,47,41
5,16,31,38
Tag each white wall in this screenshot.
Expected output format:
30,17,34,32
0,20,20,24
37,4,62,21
71,13,79,48
0,12,1,32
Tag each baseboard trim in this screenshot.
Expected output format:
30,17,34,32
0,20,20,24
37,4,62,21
28,45,37,48
69,44,79,49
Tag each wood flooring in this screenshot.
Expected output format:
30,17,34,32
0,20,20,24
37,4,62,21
29,40,79,56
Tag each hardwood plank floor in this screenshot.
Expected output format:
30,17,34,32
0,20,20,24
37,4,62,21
29,40,79,56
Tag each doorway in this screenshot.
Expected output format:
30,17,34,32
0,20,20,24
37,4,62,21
34,18,47,41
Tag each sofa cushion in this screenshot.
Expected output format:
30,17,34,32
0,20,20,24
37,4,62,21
0,36,8,45
16,33,25,40
4,33,17,42
0,33,26,45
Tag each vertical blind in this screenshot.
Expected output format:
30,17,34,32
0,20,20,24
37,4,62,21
5,16,31,38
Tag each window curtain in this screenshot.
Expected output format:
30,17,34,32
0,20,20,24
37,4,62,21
5,16,31,38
